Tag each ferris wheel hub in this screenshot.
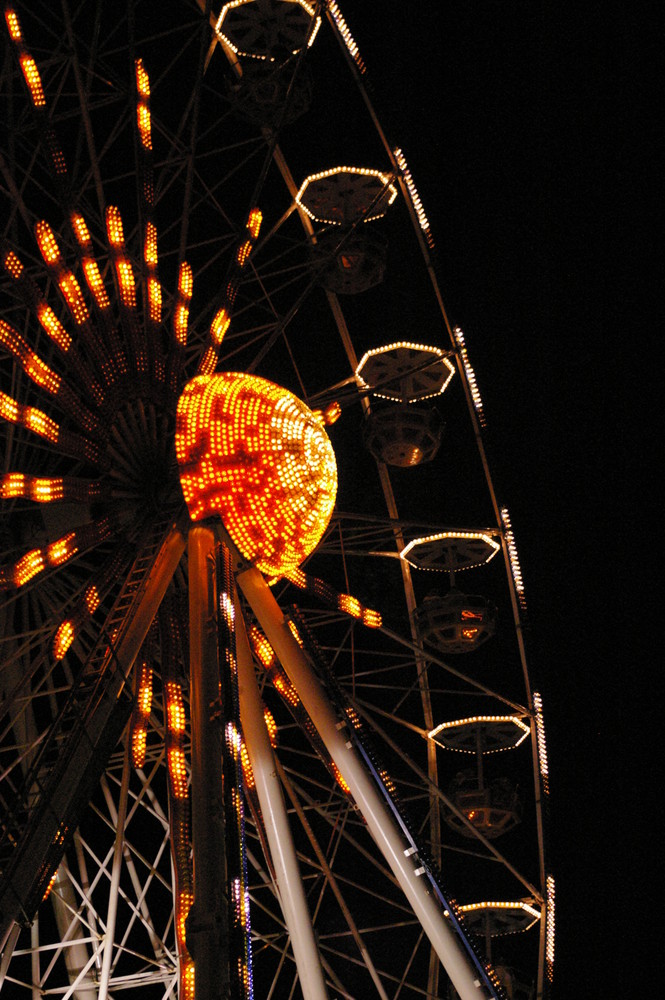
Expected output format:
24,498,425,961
175,372,337,576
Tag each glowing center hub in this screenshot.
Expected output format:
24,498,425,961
175,373,337,576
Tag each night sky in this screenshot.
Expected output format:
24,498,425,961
345,2,654,995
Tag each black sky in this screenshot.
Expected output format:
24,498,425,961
344,2,656,994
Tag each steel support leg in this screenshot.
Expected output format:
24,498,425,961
188,525,229,1000
235,561,492,1000
234,601,329,1000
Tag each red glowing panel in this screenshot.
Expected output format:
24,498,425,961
135,59,150,99
176,373,337,576
35,221,61,264
5,9,22,41
37,304,72,351
20,55,45,107
178,891,193,948
82,259,110,310
264,708,278,747
168,747,188,799
14,549,45,588
211,307,230,346
137,104,152,149
148,277,162,323
59,273,90,324
166,681,186,734
247,208,262,239
106,206,125,247
3,250,23,278
24,352,60,394
52,619,76,660
85,584,100,613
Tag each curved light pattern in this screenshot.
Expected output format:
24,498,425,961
106,208,137,308
295,166,397,225
546,875,555,981
167,748,188,800
173,262,193,348
131,663,153,768
52,621,75,660
312,400,342,426
240,740,255,789
34,220,59,260
85,585,100,613
400,531,501,572
532,691,550,795
355,341,455,403
0,392,99,462
327,1,366,74
135,58,152,150
393,146,434,250
6,10,66,174
500,506,527,613
166,681,186,737
50,550,126,662
144,222,161,325
428,715,530,753
36,304,72,352
263,707,278,747
41,871,58,903
196,208,262,377
285,566,382,628
0,322,57,395
248,624,276,670
248,625,300,708
454,326,486,427
458,900,541,933
71,213,112,313
35,222,90,326
51,579,101,661
5,9,45,106
286,618,304,647
2,248,23,278
0,323,100,433
246,207,262,240
176,373,337,576
330,761,350,794
19,53,45,107
1,516,114,590
216,0,321,60
4,7,21,40
0,390,56,442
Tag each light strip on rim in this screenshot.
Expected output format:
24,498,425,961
454,326,486,427
532,691,550,795
328,1,366,73
501,506,527,613
393,146,434,249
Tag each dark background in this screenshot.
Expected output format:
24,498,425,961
344,1,656,995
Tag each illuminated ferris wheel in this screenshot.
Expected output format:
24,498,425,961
0,3,554,999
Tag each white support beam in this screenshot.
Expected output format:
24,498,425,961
235,560,494,1000
234,601,330,1000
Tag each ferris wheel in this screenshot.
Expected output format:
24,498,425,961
0,3,554,999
